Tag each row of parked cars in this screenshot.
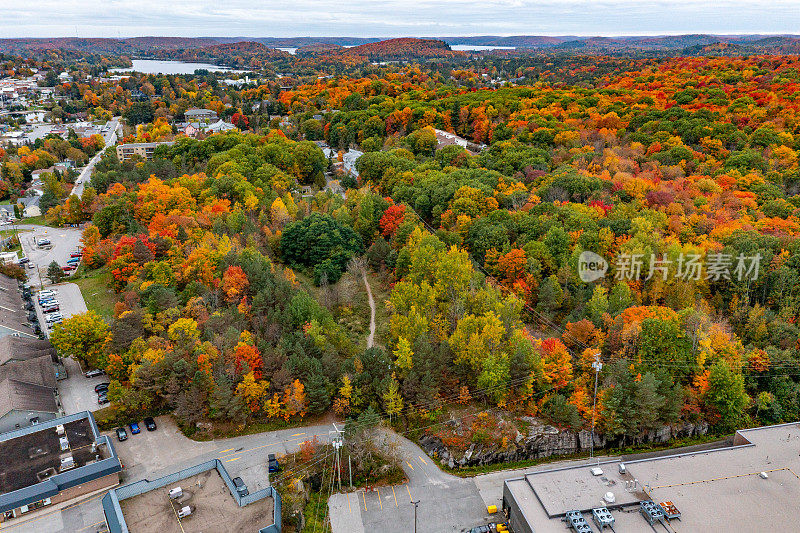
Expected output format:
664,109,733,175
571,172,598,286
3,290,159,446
61,249,82,274
115,417,158,441
37,289,63,329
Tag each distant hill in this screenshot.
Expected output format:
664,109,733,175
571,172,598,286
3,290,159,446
296,43,344,56
147,41,291,69
342,38,465,60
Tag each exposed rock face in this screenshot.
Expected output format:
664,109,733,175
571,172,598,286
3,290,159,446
419,420,709,468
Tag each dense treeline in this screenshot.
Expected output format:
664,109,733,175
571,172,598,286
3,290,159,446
34,54,800,446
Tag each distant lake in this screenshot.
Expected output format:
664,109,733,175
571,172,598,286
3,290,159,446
451,45,516,51
276,47,298,55
110,59,245,75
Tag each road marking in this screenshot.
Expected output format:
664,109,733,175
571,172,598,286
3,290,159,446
362,491,367,511
392,485,398,507
225,457,240,462
347,492,351,513
220,448,234,453
418,455,428,465
406,461,414,470
290,432,306,437
406,484,413,502
77,521,106,531
377,488,382,510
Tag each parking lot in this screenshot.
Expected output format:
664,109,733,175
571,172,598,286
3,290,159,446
33,283,88,339
18,224,84,288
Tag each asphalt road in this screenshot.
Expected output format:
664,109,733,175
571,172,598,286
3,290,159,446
72,118,120,198
329,429,491,533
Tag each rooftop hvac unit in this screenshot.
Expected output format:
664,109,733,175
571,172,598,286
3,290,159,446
59,454,75,472
618,463,626,474
590,467,603,476
177,506,192,519
59,436,69,451
56,424,65,436
603,492,615,504
169,487,183,499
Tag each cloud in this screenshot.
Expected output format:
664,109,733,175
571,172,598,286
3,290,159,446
0,0,799,37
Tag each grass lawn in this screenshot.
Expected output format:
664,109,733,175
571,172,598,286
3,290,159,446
73,266,117,321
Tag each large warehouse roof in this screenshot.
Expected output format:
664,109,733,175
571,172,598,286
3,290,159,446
503,422,800,532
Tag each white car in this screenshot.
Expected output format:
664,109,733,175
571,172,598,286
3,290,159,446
45,312,63,323
37,290,56,301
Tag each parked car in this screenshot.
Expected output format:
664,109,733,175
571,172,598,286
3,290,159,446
70,252,83,258
129,422,141,435
94,382,110,393
37,290,56,301
17,257,29,265
62,265,76,272
115,427,128,441
97,392,109,405
268,453,281,473
44,312,63,323
42,305,60,314
232,477,249,496
37,238,51,248
143,417,157,431
27,262,35,270
66,258,80,265
85,369,104,378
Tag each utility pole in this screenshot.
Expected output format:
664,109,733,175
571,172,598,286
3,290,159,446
348,455,352,489
590,352,603,463
331,423,344,492
411,500,419,533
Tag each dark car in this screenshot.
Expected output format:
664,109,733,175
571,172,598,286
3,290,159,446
17,257,29,265
268,453,281,473
115,427,127,441
85,369,104,378
95,382,110,393
129,422,141,435
232,477,249,497
97,392,109,405
143,417,157,431
468,526,494,533
42,305,60,313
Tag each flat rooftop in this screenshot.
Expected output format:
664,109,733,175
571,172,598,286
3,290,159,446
506,422,800,532
118,468,273,533
0,417,102,494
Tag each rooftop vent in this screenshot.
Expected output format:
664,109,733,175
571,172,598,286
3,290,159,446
590,467,603,476
603,492,615,504
618,463,626,474
169,487,183,500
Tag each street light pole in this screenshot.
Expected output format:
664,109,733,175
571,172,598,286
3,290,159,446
590,352,603,463
411,500,419,533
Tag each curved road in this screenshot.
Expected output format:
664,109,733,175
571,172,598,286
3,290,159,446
71,118,120,198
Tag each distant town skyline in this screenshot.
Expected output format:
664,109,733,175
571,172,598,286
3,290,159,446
1,0,799,39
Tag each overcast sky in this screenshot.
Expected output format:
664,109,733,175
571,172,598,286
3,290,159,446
1,0,799,38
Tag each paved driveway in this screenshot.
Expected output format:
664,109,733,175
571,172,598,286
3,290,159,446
18,225,84,288
107,417,337,489
57,357,108,414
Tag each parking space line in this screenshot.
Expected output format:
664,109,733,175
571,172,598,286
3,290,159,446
347,492,351,513
406,484,413,502
418,455,428,465
220,448,234,453
406,461,414,470
225,457,240,462
362,491,367,511
290,432,305,437
392,485,398,507
78,521,106,531
377,488,382,510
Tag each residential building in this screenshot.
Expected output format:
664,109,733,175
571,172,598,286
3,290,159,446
501,422,800,533
116,142,175,162
0,411,121,523
184,108,218,124
102,458,281,533
0,275,39,340
19,195,41,218
342,149,363,177
0,336,60,434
